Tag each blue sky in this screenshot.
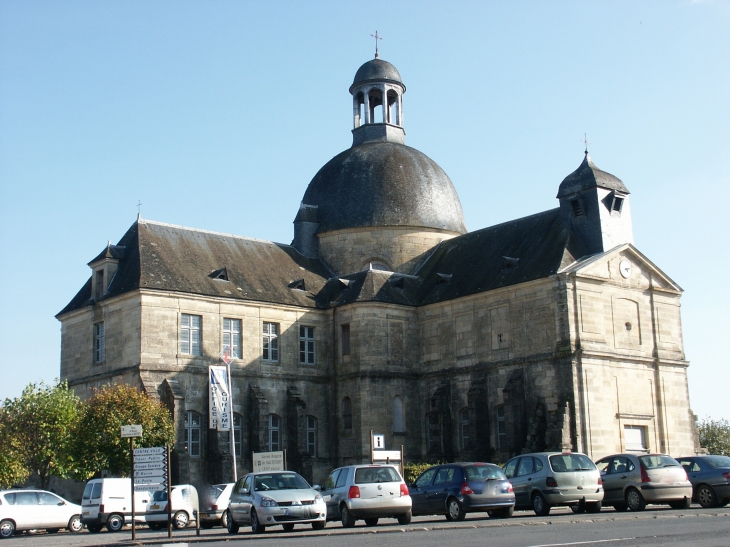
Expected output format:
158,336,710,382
1,1,728,421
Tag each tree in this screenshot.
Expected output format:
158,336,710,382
698,417,730,456
0,409,30,488
73,384,175,478
1,380,80,489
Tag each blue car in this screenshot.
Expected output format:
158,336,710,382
676,455,730,508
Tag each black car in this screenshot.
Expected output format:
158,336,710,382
408,462,515,521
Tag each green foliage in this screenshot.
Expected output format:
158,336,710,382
403,462,436,484
0,410,30,488
1,380,80,490
698,417,730,456
73,384,175,478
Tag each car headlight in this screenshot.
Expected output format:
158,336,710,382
260,497,278,507
314,493,323,501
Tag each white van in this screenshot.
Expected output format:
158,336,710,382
80,479,151,533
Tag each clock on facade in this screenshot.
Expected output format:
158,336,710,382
619,259,632,278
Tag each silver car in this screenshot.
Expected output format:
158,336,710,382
676,455,730,508
504,452,603,516
226,472,326,534
319,464,412,527
0,490,83,538
595,453,692,511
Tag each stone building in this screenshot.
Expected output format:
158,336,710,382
57,55,699,487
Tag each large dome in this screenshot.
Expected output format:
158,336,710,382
299,142,466,234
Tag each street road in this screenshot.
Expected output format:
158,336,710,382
2,506,728,547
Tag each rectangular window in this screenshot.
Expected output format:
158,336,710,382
299,326,315,364
262,322,279,362
268,414,281,451
223,318,242,359
94,269,104,300
94,322,105,363
181,314,202,356
624,425,647,452
341,324,351,356
306,416,317,457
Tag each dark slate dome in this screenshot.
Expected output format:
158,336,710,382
557,153,629,198
299,142,466,234
350,58,405,92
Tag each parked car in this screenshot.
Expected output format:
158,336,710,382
676,455,730,508
409,462,514,521
319,464,412,528
145,485,199,529
0,490,83,538
199,483,234,528
504,452,603,516
226,471,326,534
594,453,692,511
81,478,151,532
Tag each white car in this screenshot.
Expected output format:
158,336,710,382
0,489,83,538
199,483,234,528
145,485,199,530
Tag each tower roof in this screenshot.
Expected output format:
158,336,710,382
350,58,404,92
557,153,629,198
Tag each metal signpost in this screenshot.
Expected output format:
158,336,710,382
131,445,168,539
121,425,143,541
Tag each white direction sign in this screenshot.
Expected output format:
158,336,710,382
134,454,165,463
121,425,143,438
134,477,167,485
133,447,165,456
135,484,165,492
135,470,167,479
134,462,167,471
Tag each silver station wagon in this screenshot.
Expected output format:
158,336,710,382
504,452,604,515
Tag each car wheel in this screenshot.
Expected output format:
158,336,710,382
626,488,646,511
173,511,189,529
340,505,356,528
718,499,729,507
668,498,691,510
312,521,326,530
445,497,466,521
0,520,15,539
364,517,379,526
67,515,83,533
397,510,412,525
46,528,60,534
282,523,295,532
226,510,239,534
220,510,229,529
250,510,265,534
495,506,514,518
613,503,628,512
586,501,602,513
532,492,550,516
106,513,125,532
697,484,717,508
569,503,585,514
87,523,103,533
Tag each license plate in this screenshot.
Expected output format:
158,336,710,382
151,504,160,509
83,511,89,516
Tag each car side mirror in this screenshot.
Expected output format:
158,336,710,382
57,502,65,506
312,485,321,491
240,488,249,495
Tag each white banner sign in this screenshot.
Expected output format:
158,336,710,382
133,447,165,456
372,450,402,462
209,365,231,431
253,451,285,472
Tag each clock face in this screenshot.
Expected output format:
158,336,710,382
619,260,632,279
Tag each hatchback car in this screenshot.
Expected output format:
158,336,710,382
595,453,692,511
504,452,603,516
145,485,199,529
226,471,326,534
319,464,412,527
409,462,514,521
676,455,730,508
0,490,83,538
199,483,234,528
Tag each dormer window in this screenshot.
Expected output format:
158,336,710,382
210,267,229,281
570,199,584,217
612,196,624,212
602,191,626,214
94,269,105,300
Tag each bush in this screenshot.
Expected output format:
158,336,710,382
403,462,436,484
698,417,730,456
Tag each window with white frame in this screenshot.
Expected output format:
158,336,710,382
94,322,105,363
624,425,647,452
299,326,315,364
393,396,404,433
181,314,202,356
460,408,469,450
496,405,505,448
306,415,317,457
262,322,279,362
223,318,242,359
268,414,281,451
184,410,202,457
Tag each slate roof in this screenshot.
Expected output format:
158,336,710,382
299,142,466,234
557,153,629,198
350,58,404,91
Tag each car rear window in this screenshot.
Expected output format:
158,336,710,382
549,454,596,472
354,467,401,484
639,455,680,469
705,456,730,468
463,465,507,480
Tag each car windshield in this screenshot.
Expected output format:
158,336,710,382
254,473,310,491
549,454,596,472
82,483,93,500
463,465,507,480
705,456,730,468
640,455,680,469
354,467,401,484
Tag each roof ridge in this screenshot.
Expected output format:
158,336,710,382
139,218,287,246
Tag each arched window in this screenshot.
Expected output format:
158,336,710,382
268,414,281,451
342,397,352,431
495,405,505,448
426,412,441,453
459,408,469,450
184,410,202,457
306,416,317,457
393,396,404,433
